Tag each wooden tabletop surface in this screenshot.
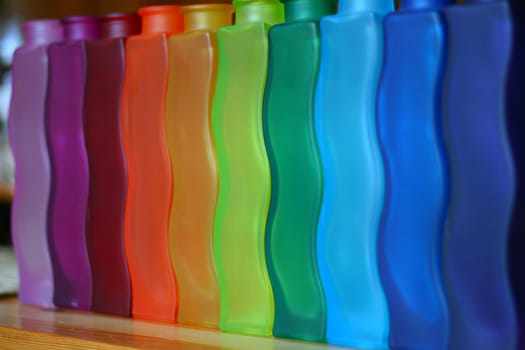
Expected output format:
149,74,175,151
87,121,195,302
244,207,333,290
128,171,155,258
0,297,352,349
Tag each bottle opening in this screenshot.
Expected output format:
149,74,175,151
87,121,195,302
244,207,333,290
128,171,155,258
180,4,234,32
138,5,183,35
22,19,64,46
62,16,101,41
100,13,141,39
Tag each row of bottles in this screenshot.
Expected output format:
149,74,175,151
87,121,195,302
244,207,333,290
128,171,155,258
8,0,525,349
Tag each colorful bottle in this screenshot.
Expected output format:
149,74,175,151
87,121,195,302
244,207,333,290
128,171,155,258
263,0,335,342
84,13,140,317
122,6,182,322
46,16,100,311
165,4,233,328
8,19,63,309
376,0,451,349
314,0,392,348
441,1,517,349
212,0,283,336
507,3,525,349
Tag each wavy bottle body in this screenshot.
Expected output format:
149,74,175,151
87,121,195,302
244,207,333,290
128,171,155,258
165,4,233,328
84,13,140,317
212,0,283,336
314,0,392,348
263,0,335,342
46,17,100,310
122,6,183,322
441,1,517,349
377,0,451,349
8,20,63,309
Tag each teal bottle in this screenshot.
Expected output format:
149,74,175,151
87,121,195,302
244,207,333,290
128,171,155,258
314,0,393,348
263,0,335,342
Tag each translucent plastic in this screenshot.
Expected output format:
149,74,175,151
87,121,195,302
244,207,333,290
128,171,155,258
83,13,140,316
314,2,392,348
46,17,99,310
165,4,233,329
122,6,183,322
8,20,63,309
262,0,335,341
377,4,450,349
211,0,283,336
507,3,525,349
441,2,517,349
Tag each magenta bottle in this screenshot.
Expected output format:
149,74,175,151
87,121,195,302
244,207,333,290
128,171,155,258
84,13,140,316
8,20,63,309
46,16,100,310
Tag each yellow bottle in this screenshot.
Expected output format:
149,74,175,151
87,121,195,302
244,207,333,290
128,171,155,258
165,4,234,329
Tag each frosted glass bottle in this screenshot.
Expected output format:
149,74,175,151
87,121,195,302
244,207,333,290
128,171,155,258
376,0,452,349
84,13,140,317
8,19,63,309
314,0,393,348
263,0,335,342
212,0,283,336
122,6,183,322
165,4,233,328
441,1,517,349
507,2,525,349
46,16,100,311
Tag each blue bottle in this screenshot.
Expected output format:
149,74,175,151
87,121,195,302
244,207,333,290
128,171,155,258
441,1,517,349
314,0,393,348
505,2,525,349
376,0,451,349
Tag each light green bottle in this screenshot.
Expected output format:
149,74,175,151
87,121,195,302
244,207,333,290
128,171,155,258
211,0,284,336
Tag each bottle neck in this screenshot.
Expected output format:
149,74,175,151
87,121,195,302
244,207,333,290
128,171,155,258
138,5,184,35
337,0,394,16
399,0,453,10
100,13,141,39
283,0,337,22
234,0,284,26
62,16,100,41
181,4,234,32
23,19,63,46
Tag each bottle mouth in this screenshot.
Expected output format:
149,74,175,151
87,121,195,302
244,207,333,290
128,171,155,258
100,12,141,39
233,0,284,25
22,19,64,45
62,16,100,41
180,4,234,32
138,5,183,34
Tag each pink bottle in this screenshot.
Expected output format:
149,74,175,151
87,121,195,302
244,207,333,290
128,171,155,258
8,19,63,308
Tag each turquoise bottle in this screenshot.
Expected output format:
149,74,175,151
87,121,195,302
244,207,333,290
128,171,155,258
314,0,393,348
263,0,335,342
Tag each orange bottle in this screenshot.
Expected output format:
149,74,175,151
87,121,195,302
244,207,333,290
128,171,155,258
122,6,183,322
165,4,234,328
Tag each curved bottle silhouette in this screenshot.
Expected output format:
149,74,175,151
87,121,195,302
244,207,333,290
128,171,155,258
46,16,100,310
122,5,183,322
165,4,233,328
441,0,517,349
376,0,452,348
84,13,140,316
263,0,335,342
211,0,283,336
314,0,393,348
507,2,525,349
9,19,63,309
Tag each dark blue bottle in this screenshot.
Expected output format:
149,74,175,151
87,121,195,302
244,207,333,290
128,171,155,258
441,1,517,349
377,0,451,349
506,2,525,349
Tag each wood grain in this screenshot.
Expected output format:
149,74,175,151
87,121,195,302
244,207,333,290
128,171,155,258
0,298,351,349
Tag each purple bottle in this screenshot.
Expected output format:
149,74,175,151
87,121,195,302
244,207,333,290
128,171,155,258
8,20,63,309
46,16,100,310
84,13,140,316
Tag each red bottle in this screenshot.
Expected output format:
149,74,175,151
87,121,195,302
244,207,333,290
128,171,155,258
122,6,183,322
84,13,141,316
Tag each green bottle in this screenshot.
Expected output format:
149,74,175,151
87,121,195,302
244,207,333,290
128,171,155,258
212,0,284,336
262,0,336,342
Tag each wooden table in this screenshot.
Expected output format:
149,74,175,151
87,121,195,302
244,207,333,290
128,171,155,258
0,298,351,349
